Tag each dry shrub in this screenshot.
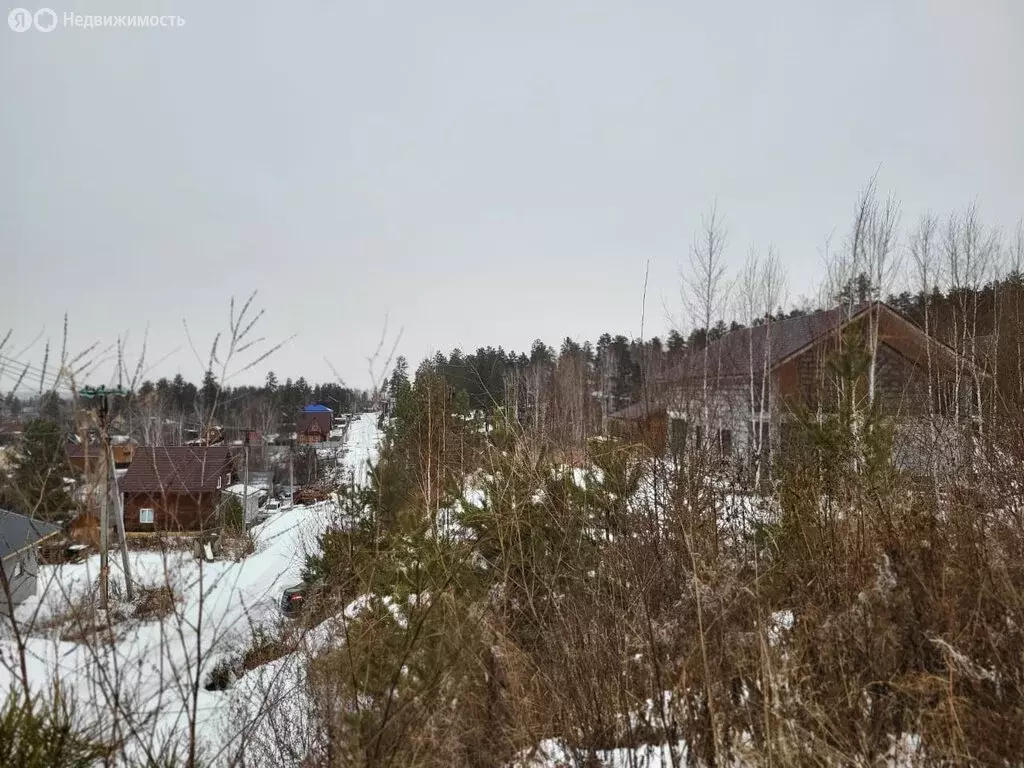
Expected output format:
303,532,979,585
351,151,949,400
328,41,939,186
293,374,1024,767
133,585,178,621
243,625,297,671
206,624,299,693
220,530,257,562
125,534,193,553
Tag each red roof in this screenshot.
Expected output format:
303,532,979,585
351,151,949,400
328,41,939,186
120,447,233,494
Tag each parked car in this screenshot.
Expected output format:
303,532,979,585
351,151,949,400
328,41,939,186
264,499,281,513
280,582,310,617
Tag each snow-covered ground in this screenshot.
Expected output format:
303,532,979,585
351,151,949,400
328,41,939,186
0,412,382,764
341,410,380,488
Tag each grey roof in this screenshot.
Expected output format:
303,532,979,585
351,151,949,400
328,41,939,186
0,508,61,561
611,303,871,422
657,304,870,385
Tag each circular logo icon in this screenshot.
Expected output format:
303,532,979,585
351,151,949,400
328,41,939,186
34,7,57,32
8,7,33,31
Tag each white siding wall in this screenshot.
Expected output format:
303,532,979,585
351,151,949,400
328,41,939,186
666,377,776,458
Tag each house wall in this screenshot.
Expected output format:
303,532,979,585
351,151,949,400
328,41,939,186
68,454,101,474
776,336,933,414
0,547,39,613
874,343,929,416
123,491,220,532
655,378,777,467
111,444,135,468
774,337,969,474
645,306,974,474
296,413,332,444
673,340,937,463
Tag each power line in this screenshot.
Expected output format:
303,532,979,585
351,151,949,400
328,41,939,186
0,353,77,393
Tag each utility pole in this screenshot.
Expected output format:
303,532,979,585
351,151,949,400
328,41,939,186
242,430,250,525
289,438,295,506
109,441,134,601
82,386,129,609
99,426,110,608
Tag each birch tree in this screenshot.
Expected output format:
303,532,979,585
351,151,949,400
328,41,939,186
909,212,941,473
944,204,999,431
862,191,901,406
737,246,786,486
826,178,901,413
683,203,730,439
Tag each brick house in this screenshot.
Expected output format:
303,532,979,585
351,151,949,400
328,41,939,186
610,302,972,471
120,446,235,532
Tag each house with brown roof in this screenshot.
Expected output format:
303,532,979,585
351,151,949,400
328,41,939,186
296,404,332,445
610,302,973,471
120,446,235,532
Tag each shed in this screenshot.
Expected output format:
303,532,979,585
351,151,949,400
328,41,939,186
0,509,62,612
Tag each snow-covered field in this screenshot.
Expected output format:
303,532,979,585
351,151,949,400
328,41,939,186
0,412,382,764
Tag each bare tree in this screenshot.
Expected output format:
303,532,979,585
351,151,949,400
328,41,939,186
1010,220,1024,401
682,202,730,434
737,246,786,486
907,212,948,481
944,204,999,431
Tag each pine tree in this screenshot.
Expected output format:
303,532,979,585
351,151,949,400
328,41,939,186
6,419,73,521
200,369,219,420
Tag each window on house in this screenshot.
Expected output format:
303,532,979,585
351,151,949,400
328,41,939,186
668,417,688,456
718,428,733,456
139,508,155,524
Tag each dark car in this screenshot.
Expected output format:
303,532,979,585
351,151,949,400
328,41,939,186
280,582,309,616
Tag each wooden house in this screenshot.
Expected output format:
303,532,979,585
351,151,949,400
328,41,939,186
610,302,973,472
296,405,332,445
120,446,235,532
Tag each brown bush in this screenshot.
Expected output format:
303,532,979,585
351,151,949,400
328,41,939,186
134,585,178,621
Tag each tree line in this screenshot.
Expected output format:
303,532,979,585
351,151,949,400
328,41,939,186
389,268,1024,450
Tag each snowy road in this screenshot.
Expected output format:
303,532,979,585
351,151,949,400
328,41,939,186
0,412,382,763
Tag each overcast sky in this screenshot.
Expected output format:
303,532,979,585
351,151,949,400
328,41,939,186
2,0,1022,391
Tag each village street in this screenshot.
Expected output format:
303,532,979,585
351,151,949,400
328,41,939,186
0,413,382,763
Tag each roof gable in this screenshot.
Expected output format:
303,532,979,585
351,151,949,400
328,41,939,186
0,508,61,561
